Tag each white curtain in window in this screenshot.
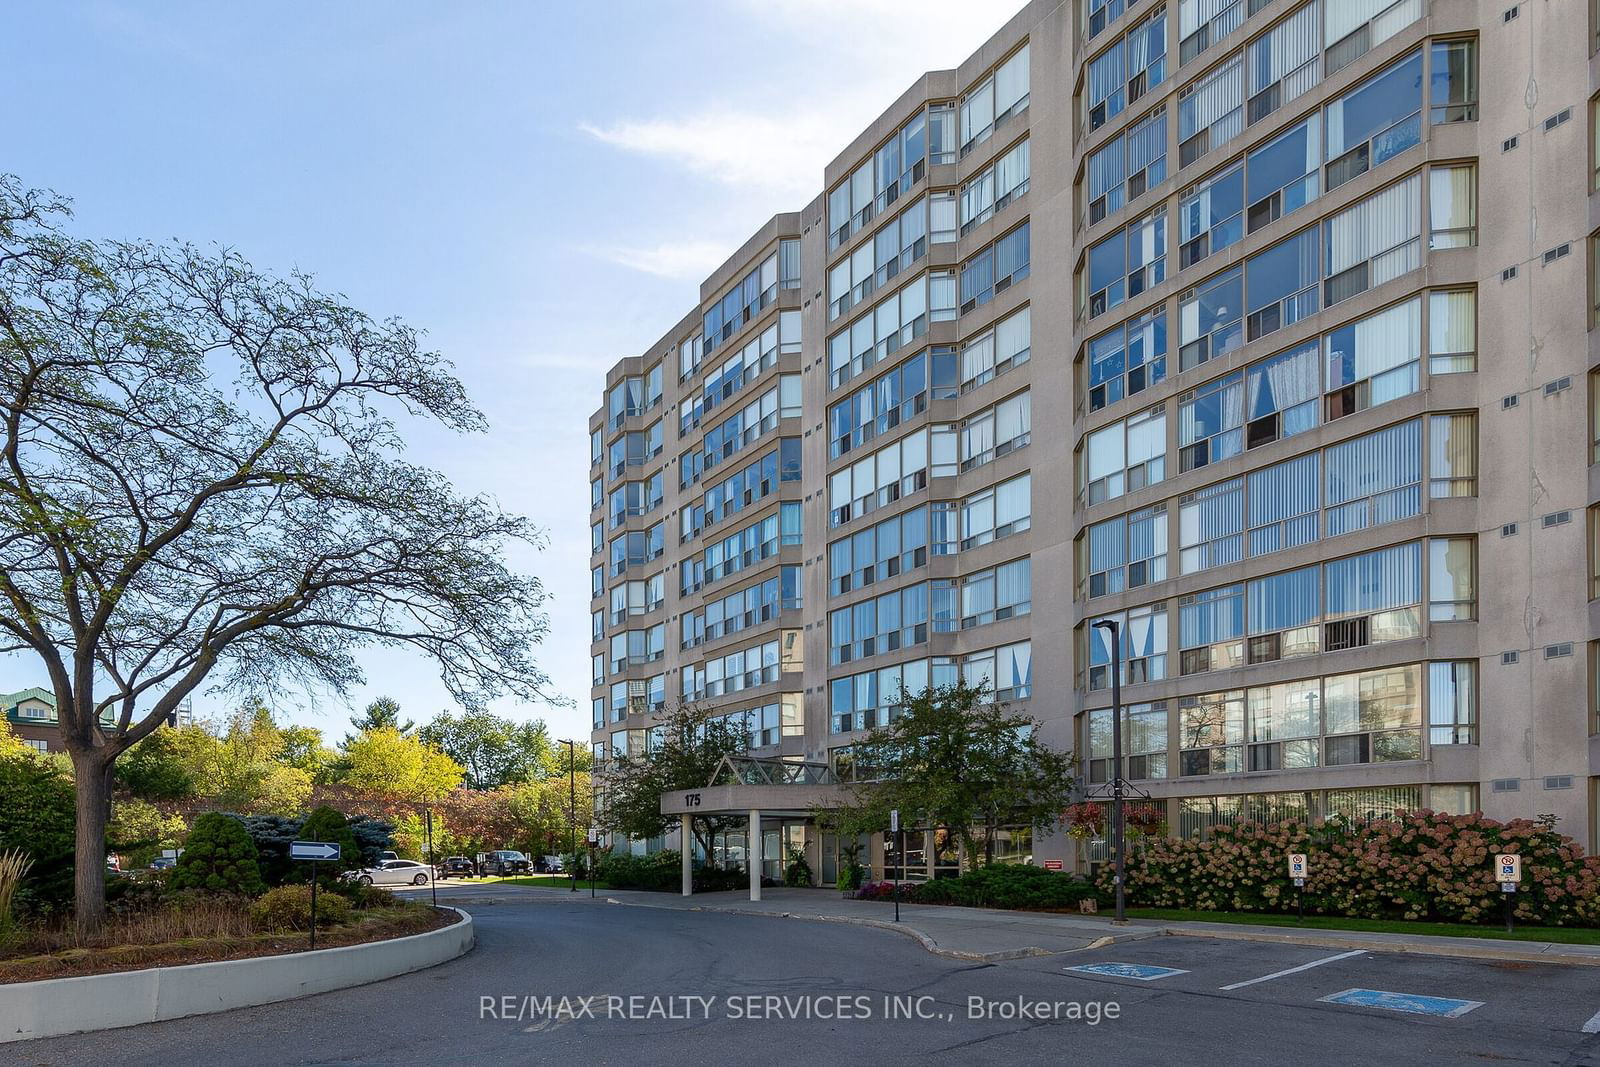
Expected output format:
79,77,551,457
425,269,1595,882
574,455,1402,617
1348,295,1421,381
1128,110,1166,175
1325,541,1421,616
1251,1,1320,96
1247,452,1320,553
1428,413,1476,488
962,79,995,146
997,306,1031,364
1325,418,1421,506
962,331,995,384
1089,39,1126,110
1088,135,1126,204
1429,165,1476,240
997,558,1031,608
1427,290,1475,357
963,412,995,462
1326,174,1420,277
1089,517,1126,572
1180,56,1243,141
1179,477,1245,572
1127,408,1165,466
996,139,1030,200
996,474,1031,526
997,392,1030,444
996,45,1030,117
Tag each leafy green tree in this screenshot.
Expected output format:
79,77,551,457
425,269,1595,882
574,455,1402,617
115,729,200,800
0,749,76,911
169,813,265,895
835,682,1078,868
600,705,748,860
420,709,552,789
0,178,554,930
107,799,188,869
346,697,413,745
279,724,339,784
343,727,464,803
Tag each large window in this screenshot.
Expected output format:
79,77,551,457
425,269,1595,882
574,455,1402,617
1428,164,1476,249
682,311,800,436
1325,295,1421,422
828,427,950,527
829,584,930,664
1428,289,1475,374
1246,0,1321,126
1325,49,1423,192
960,224,1031,314
1081,503,1168,597
960,390,1032,471
1323,173,1421,309
1087,9,1168,132
960,473,1032,550
829,197,930,321
1180,0,1245,67
962,641,1034,700
962,306,1032,392
961,44,1030,157
1178,368,1242,471
1326,0,1423,75
1178,161,1243,269
681,503,801,596
1246,113,1320,233
1245,226,1320,341
703,250,782,357
1087,308,1166,412
1429,39,1478,125
1083,210,1166,319
960,139,1031,235
828,271,957,390
828,108,936,250
1086,108,1168,224
1178,55,1243,168
1178,266,1243,371
828,350,953,459
1085,604,1168,689
829,505,939,598
1080,403,1166,504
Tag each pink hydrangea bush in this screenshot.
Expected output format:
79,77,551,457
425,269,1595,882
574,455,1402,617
1098,810,1600,926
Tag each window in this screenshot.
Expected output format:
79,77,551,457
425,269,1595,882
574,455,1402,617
679,332,703,382
1428,537,1475,622
1428,413,1477,497
591,566,603,600
1081,503,1168,596
962,306,1031,391
1324,418,1421,537
1325,295,1421,421
1178,370,1242,471
828,272,955,390
1248,451,1320,556
960,139,1030,234
961,390,1031,471
1429,39,1478,124
1246,114,1320,233
1179,161,1244,269
959,558,1032,628
962,641,1033,700
960,223,1030,314
1323,173,1421,309
1429,662,1476,744
961,44,1030,156
1087,9,1167,131
1326,0,1424,75
960,473,1032,549
1083,210,1166,319
828,108,934,250
1086,108,1168,224
702,251,782,358
1086,605,1168,689
1179,477,1244,574
1325,49,1423,192
1244,340,1319,448
1178,266,1242,371
1180,583,1245,675
1324,664,1422,766
1429,164,1476,249
1246,226,1321,341
829,505,936,597
1247,562,1321,663
829,584,929,664
1246,678,1322,771
1086,309,1166,414
682,311,799,436
1428,290,1476,373
700,440,799,531
1178,55,1243,168
1087,0,1126,41
1180,0,1245,67
828,428,940,527
1324,540,1423,646
1179,690,1245,775
1086,701,1169,782
828,352,945,459
1080,403,1166,504
589,429,602,467
1247,1,1321,126
1590,506,1600,599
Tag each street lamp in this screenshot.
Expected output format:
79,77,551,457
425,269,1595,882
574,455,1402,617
1090,618,1127,925
560,739,577,892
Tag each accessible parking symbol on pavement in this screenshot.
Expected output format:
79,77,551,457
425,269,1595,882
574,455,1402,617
1319,988,1484,1018
1065,963,1189,981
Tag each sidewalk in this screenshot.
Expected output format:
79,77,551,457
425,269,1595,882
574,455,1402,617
597,887,1600,967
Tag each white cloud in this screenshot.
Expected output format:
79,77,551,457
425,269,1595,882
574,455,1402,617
578,112,837,198
584,238,736,280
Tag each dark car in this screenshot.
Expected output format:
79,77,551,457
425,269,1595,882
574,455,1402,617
475,850,532,877
437,856,475,878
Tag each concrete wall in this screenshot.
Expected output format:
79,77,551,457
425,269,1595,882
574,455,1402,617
0,908,474,1044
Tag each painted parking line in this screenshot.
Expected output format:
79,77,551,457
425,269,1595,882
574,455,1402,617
1065,962,1189,981
1219,950,1368,991
1583,1008,1600,1034
1320,988,1484,1018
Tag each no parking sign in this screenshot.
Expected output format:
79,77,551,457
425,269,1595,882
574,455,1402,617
1496,853,1521,891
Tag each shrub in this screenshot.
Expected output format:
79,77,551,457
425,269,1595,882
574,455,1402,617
0,849,33,948
1102,810,1600,926
907,865,1097,910
783,848,813,888
249,884,352,931
169,813,265,896
296,806,362,879
0,751,75,914
596,850,682,891
332,882,397,910
239,814,304,886
854,880,914,901
836,861,865,891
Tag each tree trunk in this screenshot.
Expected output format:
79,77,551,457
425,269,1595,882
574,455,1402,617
72,749,115,936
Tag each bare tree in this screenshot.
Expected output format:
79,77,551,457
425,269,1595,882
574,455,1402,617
0,177,554,930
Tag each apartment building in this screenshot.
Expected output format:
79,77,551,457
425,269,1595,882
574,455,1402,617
589,0,1600,875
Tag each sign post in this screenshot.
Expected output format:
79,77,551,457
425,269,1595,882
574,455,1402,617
1288,853,1308,923
889,809,901,923
291,840,341,950
586,826,599,898
1496,853,1521,933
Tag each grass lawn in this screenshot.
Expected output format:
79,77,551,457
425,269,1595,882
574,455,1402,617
1123,907,1600,945
479,875,614,890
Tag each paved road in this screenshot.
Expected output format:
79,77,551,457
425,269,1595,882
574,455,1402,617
14,895,1600,1065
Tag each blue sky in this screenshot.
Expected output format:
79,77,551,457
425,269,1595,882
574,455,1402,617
3,1,1018,740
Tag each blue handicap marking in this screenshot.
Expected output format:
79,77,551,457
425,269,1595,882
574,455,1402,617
1066,962,1189,981
1320,988,1484,1018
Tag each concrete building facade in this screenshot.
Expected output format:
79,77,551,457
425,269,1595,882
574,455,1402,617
588,0,1600,875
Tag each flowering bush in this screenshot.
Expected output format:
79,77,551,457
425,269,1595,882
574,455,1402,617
1063,803,1104,840
1098,810,1600,926
853,880,915,901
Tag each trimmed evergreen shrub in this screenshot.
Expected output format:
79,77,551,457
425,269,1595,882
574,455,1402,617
249,884,352,930
169,812,265,896
296,806,362,880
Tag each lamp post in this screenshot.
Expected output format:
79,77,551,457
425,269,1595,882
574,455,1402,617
1091,618,1127,924
560,739,577,892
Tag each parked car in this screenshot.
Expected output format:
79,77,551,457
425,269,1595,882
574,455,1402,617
149,856,177,871
475,850,532,876
535,855,565,874
345,859,434,886
436,855,475,878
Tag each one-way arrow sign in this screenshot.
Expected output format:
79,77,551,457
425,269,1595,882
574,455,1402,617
290,840,341,862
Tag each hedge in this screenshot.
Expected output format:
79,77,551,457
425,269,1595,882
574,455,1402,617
854,866,1097,910
1100,809,1600,926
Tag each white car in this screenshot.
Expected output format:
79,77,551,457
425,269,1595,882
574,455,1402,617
346,859,434,886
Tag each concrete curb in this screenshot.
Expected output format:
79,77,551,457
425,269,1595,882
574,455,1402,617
1162,924,1600,967
0,906,474,1044
603,896,1158,963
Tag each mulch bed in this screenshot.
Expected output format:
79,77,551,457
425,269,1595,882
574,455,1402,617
0,906,458,984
